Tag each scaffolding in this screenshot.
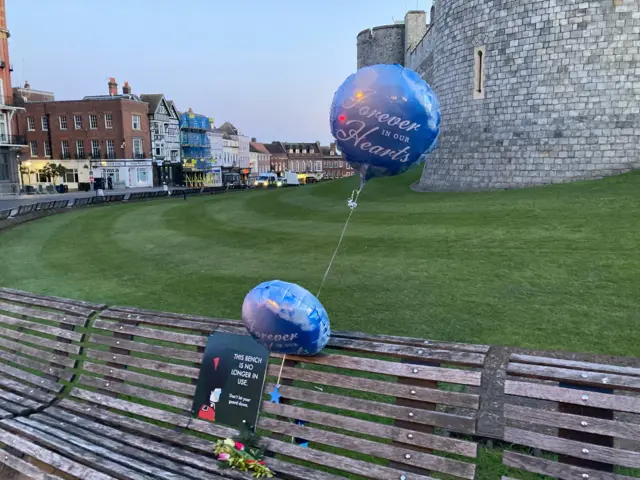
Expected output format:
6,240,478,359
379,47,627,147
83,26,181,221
180,111,211,162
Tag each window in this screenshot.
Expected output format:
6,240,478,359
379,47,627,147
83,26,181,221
310,148,315,154
473,46,486,100
76,140,85,158
289,148,293,153
91,140,101,158
106,140,115,159
38,171,48,183
171,150,179,163
27,116,36,131
339,161,344,168
104,113,113,129
0,153,9,181
74,115,82,129
132,114,141,130
44,140,51,157
330,150,335,155
315,161,322,172
89,114,98,129
133,138,143,157
61,140,70,159
41,116,49,131
65,169,79,183
29,140,38,157
59,116,68,130
136,168,149,183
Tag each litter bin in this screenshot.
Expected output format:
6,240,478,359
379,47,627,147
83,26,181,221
94,178,105,190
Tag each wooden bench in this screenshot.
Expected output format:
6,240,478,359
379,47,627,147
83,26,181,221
0,305,486,480
501,353,640,479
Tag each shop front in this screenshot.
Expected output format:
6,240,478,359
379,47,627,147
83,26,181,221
154,160,183,187
91,160,154,189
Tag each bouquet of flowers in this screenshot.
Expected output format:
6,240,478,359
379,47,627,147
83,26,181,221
213,430,273,478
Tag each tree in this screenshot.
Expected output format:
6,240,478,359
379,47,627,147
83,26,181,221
39,163,68,185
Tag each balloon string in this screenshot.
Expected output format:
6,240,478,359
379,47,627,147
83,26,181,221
316,185,365,300
276,355,286,386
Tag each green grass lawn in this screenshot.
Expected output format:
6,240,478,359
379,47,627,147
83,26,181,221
1,169,639,357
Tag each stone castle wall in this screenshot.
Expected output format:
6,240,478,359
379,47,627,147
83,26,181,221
357,24,405,68
358,0,640,191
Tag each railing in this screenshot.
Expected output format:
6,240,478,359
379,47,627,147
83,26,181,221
0,134,27,145
106,152,116,159
133,153,145,159
61,153,71,160
0,183,20,195
74,153,87,160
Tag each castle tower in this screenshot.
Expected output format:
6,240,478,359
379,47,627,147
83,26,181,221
359,0,640,191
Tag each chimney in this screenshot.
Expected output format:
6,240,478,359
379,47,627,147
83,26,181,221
108,77,118,96
251,137,256,142
122,82,131,95
24,80,30,89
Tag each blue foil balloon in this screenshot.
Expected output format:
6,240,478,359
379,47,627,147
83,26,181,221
330,64,440,174
242,280,330,356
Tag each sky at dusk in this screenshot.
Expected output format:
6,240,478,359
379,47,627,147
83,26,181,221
7,0,432,145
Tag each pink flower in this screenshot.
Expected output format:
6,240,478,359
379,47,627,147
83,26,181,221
217,453,230,462
234,442,245,451
247,460,255,464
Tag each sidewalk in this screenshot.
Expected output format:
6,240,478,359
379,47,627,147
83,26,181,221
0,186,184,210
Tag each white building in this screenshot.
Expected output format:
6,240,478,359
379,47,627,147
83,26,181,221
140,94,180,186
250,140,271,175
208,128,225,167
219,122,251,183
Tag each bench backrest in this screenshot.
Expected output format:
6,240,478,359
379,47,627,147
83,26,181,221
503,353,640,479
0,288,99,417
71,306,486,480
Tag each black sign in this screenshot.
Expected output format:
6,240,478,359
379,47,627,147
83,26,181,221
192,332,269,431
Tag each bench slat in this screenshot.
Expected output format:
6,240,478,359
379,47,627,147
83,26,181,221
508,362,640,391
0,288,105,310
0,349,73,381
332,330,490,353
510,354,640,378
100,309,239,331
2,418,156,480
503,450,636,480
69,388,190,428
0,376,56,404
0,302,86,326
78,375,192,411
267,364,480,409
92,320,207,347
57,400,343,480
505,404,640,442
86,350,200,378
84,362,195,396
328,337,485,366
280,353,482,386
0,292,94,317
0,449,65,480
0,364,63,393
264,382,476,434
0,314,82,341
25,415,210,480
0,336,75,368
0,327,80,354
89,334,202,363
504,427,640,468
261,401,477,457
260,416,476,478
505,380,640,413
0,426,115,480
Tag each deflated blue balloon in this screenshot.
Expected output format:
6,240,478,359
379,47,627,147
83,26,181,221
242,280,330,356
330,64,440,174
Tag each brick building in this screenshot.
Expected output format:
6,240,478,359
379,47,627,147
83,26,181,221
0,0,27,194
17,78,152,190
321,142,347,179
264,142,287,174
282,142,323,180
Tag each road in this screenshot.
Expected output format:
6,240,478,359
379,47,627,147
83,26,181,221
0,186,185,210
